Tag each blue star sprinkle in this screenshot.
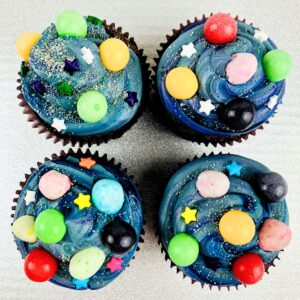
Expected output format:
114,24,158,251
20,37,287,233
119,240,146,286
72,278,89,290
226,161,243,177
64,58,80,75
31,81,45,95
125,91,138,107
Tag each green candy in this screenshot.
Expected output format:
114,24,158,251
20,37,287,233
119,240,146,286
56,10,87,38
263,49,292,82
168,233,199,267
77,91,108,123
34,209,67,244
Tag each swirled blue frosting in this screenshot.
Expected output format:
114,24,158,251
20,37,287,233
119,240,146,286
157,20,286,137
13,155,143,290
159,154,288,286
21,19,143,136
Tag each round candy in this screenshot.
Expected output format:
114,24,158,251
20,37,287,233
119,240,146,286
196,170,230,198
226,53,258,85
24,248,58,282
219,210,255,245
34,209,66,244
251,171,288,202
103,218,137,254
77,91,108,123
55,10,87,38
263,49,292,82
69,247,105,280
232,252,265,285
165,67,199,100
12,215,37,243
92,179,125,214
99,38,130,72
16,32,41,62
204,13,237,44
38,170,71,200
219,98,256,131
259,218,292,251
168,233,199,267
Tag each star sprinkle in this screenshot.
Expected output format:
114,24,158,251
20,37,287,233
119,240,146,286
79,157,96,169
181,207,197,224
21,61,29,77
81,47,94,64
199,99,215,115
74,193,91,210
106,257,123,272
87,15,103,26
56,81,74,96
24,190,36,205
180,42,197,58
267,95,278,110
64,58,80,75
51,118,66,132
254,30,269,42
31,81,45,95
226,161,243,177
72,278,89,289
124,91,138,107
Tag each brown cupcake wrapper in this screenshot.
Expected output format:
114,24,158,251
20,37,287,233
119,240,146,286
154,151,282,290
17,21,151,147
151,14,268,147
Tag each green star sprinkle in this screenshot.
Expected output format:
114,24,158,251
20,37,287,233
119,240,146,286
20,61,29,77
56,81,74,96
87,16,103,26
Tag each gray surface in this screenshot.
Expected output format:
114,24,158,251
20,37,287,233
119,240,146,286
0,0,300,299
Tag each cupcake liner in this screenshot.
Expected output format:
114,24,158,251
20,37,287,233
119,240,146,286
17,20,151,147
155,151,282,290
152,14,267,147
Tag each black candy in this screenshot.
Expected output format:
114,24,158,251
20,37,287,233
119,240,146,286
102,218,137,255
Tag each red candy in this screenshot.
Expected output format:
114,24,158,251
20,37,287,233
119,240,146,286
204,13,237,44
24,248,58,282
232,253,265,285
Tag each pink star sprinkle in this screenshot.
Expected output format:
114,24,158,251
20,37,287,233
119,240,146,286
106,257,123,272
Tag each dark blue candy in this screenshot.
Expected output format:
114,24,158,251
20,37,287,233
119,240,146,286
124,91,138,107
31,81,45,95
64,59,80,75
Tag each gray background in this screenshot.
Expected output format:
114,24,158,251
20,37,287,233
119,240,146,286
0,0,299,299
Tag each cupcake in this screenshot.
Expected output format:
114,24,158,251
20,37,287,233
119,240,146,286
11,150,143,290
155,13,292,145
159,154,292,288
16,10,149,145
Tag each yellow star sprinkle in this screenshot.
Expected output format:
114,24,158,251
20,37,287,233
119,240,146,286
181,207,197,224
74,193,91,210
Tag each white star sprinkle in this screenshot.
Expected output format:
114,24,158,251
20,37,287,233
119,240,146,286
81,47,94,64
51,118,66,132
267,95,278,110
180,42,197,58
199,99,215,115
24,190,36,205
254,30,269,42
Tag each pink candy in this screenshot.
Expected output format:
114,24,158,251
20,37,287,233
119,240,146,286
38,170,71,200
259,218,292,251
226,53,258,85
196,170,230,198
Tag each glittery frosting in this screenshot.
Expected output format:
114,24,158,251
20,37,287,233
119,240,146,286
159,154,288,286
20,19,143,136
13,155,143,290
156,20,286,137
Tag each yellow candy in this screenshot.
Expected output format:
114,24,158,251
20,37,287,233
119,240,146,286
99,38,130,72
165,67,199,100
12,215,37,243
219,210,255,246
16,32,41,62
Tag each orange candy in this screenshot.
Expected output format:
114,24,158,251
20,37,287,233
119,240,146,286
16,32,41,62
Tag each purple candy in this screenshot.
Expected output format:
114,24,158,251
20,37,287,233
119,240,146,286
64,59,80,75
31,81,45,95
124,91,138,107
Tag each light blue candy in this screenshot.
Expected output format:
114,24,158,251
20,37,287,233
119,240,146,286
91,179,124,214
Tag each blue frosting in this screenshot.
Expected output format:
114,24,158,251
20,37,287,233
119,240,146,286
21,20,143,136
13,155,143,290
159,154,288,286
157,20,286,137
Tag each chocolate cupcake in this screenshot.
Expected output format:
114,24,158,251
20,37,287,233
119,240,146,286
154,13,292,145
11,150,143,290
159,154,292,288
16,10,149,146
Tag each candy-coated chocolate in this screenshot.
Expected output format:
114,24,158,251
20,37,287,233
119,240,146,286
69,247,105,280
259,218,292,251
24,248,58,282
219,210,255,245
99,38,130,72
12,215,37,243
232,253,265,285
196,170,230,198
38,170,71,200
165,67,199,100
16,32,41,62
